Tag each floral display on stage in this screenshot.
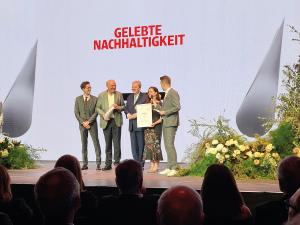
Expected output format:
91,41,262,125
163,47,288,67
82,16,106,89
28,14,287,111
179,26,300,179
0,136,45,169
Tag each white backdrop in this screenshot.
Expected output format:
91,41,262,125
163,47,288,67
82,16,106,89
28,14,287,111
0,0,300,162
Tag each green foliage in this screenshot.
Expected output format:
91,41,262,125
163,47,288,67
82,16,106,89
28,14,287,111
0,136,45,169
180,116,281,179
270,122,296,158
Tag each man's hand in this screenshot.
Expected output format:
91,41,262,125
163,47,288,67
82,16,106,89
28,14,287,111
113,104,121,110
127,113,133,120
127,113,137,120
159,111,166,116
82,121,90,128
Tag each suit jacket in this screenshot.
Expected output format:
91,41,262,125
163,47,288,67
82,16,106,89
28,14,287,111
96,91,125,129
125,92,148,131
161,88,181,127
74,95,98,126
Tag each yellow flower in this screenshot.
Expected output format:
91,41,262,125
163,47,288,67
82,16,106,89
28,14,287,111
239,145,246,152
206,148,217,155
272,153,279,159
265,144,273,152
254,159,260,165
225,154,230,159
233,140,239,146
246,151,253,158
216,144,224,151
1,149,9,157
260,152,265,158
293,147,300,154
225,139,234,146
221,147,228,153
254,152,261,158
212,140,219,145
234,150,241,155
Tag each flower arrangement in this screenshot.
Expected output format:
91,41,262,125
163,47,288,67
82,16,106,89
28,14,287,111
0,136,45,169
178,116,281,179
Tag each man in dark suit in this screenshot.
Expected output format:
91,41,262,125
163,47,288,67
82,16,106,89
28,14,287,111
255,156,300,225
74,81,101,170
125,80,148,165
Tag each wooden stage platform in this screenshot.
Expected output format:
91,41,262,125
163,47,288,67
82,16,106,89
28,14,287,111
9,160,280,193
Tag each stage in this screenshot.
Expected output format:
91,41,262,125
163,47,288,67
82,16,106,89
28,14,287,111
8,160,283,212
9,160,280,193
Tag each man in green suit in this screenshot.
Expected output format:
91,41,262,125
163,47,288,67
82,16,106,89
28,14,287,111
96,80,125,170
158,75,181,177
74,81,101,170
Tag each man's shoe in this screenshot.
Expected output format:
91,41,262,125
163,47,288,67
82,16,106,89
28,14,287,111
159,168,171,175
167,169,178,177
81,165,88,170
96,165,101,170
102,165,112,171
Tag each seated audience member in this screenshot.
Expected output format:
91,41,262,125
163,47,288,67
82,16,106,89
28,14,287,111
34,167,80,225
0,212,13,225
55,154,98,225
0,165,33,225
285,187,300,225
255,156,300,225
98,159,159,225
157,185,204,225
201,164,252,225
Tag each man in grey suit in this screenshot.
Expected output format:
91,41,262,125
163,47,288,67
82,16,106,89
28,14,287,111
74,81,101,170
158,75,181,177
96,80,125,170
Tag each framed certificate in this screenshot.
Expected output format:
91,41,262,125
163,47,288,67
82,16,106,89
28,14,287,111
136,103,152,128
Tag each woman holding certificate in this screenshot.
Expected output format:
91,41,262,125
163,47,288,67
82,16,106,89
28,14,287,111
143,87,163,173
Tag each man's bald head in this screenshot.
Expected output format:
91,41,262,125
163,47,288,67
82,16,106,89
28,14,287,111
278,156,300,195
34,167,80,221
106,80,117,93
157,185,204,225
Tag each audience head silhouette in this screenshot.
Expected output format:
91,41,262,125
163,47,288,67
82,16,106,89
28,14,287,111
54,154,84,191
286,187,300,225
0,165,12,203
201,164,245,218
278,156,300,197
157,185,204,225
115,159,143,195
34,167,80,225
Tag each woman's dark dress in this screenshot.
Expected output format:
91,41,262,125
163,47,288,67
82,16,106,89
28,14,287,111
143,102,163,161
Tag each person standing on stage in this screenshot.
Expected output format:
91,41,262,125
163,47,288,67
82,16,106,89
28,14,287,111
158,75,181,177
96,80,125,171
143,87,163,173
125,80,148,166
74,81,101,170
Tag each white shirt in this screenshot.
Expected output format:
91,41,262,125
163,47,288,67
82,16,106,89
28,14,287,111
107,92,115,107
134,92,140,104
107,92,115,118
82,94,91,102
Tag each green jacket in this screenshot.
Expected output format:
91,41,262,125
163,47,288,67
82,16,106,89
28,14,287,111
96,91,125,129
74,95,98,125
161,88,181,127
